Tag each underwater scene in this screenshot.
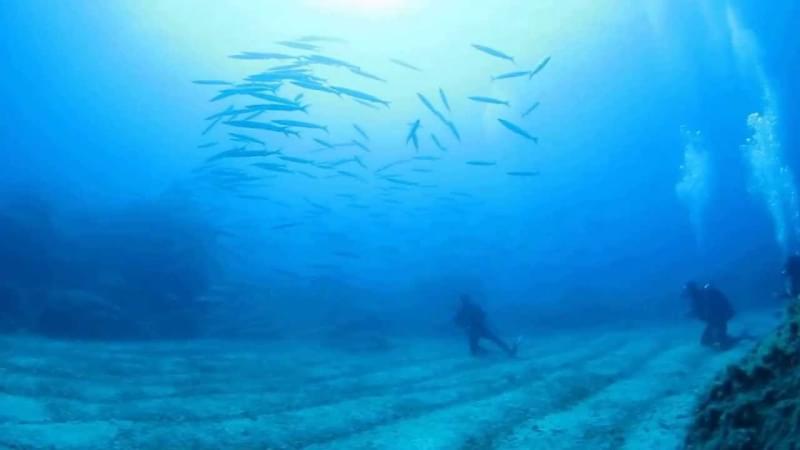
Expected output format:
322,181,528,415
1,0,799,448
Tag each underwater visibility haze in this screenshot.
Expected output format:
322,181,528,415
1,0,799,448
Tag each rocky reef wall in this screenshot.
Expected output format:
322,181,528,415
685,299,800,449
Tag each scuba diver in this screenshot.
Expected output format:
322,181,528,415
453,294,518,357
682,281,736,350
782,253,800,299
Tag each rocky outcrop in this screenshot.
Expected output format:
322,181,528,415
685,300,800,449
36,290,143,340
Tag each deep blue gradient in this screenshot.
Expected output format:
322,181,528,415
0,0,798,338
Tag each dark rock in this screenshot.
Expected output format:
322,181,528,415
685,300,800,449
0,284,22,331
35,290,142,340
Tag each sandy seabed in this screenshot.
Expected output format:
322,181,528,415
0,313,777,450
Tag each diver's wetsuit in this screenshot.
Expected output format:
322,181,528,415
454,296,516,357
783,255,800,298
687,284,735,349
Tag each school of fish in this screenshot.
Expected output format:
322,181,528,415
191,38,551,253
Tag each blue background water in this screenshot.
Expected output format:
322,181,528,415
0,0,798,338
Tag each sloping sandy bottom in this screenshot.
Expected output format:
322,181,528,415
0,313,777,450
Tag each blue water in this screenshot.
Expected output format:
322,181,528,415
1,1,799,447
1,0,798,335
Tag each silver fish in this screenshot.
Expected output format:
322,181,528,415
439,88,451,112
497,118,538,143
389,58,422,72
353,99,380,110
417,93,449,127
245,103,309,113
202,105,234,135
302,54,359,70
521,102,540,118
375,159,411,174
275,41,320,51
291,80,340,96
430,134,447,152
229,133,265,146
353,124,370,141
471,44,515,63
268,62,311,71
331,86,390,108
444,120,461,142
235,82,281,90
313,138,335,149
317,157,357,169
246,92,301,106
193,80,233,86
205,107,252,121
211,87,276,102
351,139,370,152
468,96,510,106
206,148,275,163
247,70,319,83
350,67,387,83
272,119,328,133
229,52,296,60
353,156,367,169
252,163,293,174
406,119,421,150
279,155,316,164
225,120,289,135
382,176,419,186
529,56,551,78
491,70,532,81
337,170,366,182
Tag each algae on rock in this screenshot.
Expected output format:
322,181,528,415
685,300,800,449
